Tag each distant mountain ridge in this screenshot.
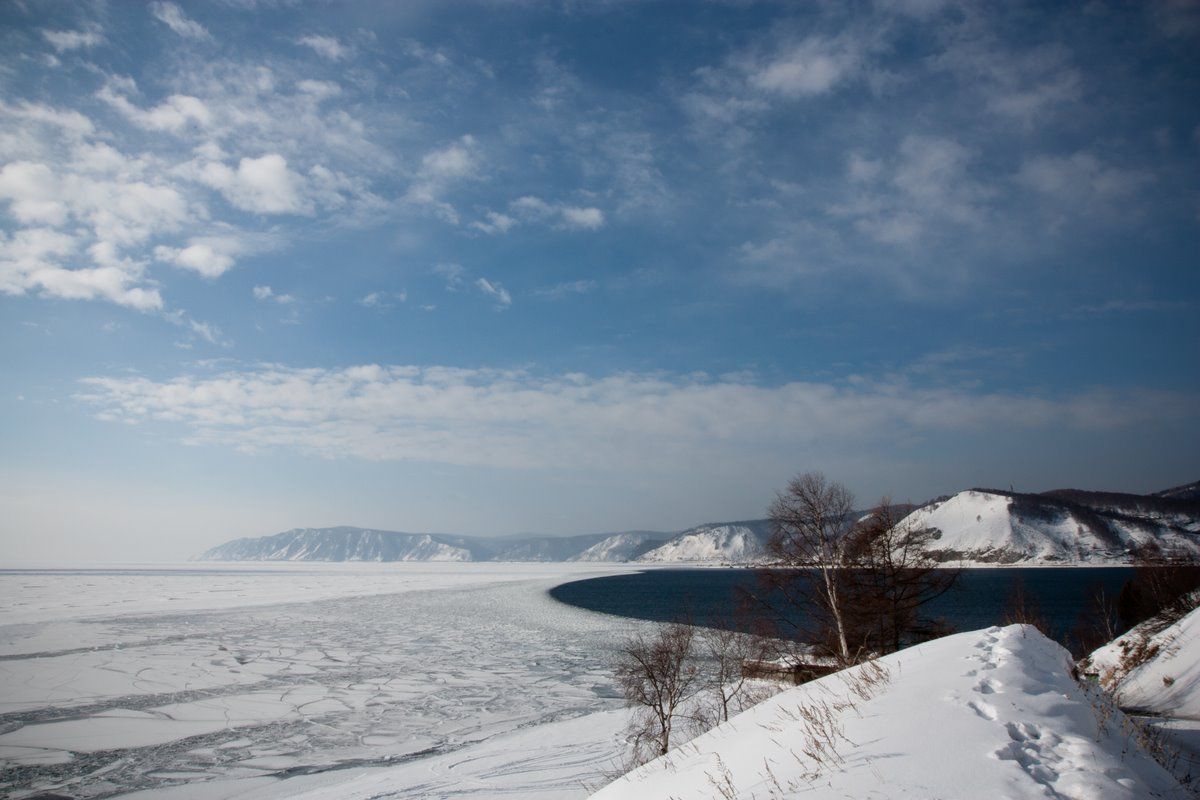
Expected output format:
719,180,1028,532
198,526,681,563
198,480,1200,566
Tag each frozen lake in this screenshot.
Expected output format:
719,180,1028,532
0,563,650,799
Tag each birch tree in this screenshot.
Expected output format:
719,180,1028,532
767,472,856,663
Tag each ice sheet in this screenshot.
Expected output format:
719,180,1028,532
0,563,646,799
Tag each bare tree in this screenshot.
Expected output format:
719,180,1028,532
844,499,960,654
695,621,766,726
614,622,699,759
766,472,857,663
1002,577,1052,638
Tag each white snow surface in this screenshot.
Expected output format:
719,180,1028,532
592,625,1187,799
899,490,1200,564
637,523,766,563
0,562,646,799
0,562,579,628
1087,603,1200,719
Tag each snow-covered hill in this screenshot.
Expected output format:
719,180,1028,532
636,521,771,563
198,481,1199,565
899,489,1200,564
570,532,671,562
592,625,1186,799
198,526,675,563
198,527,476,562
1085,600,1200,719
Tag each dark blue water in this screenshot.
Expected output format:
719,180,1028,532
550,567,1135,644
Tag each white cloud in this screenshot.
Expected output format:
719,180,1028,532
296,79,341,102
495,196,605,233
406,136,480,223
470,211,516,235
360,290,406,308
76,365,1197,471
0,39,384,319
297,35,348,61
420,138,476,179
1017,152,1149,201
474,277,512,308
188,318,220,343
150,2,212,41
41,27,103,52
155,243,232,278
827,135,988,246
747,36,861,98
98,82,213,133
847,152,882,183
511,196,554,217
0,100,94,141
559,206,605,230
934,39,1082,126
33,267,162,311
253,284,296,304
434,262,465,289
190,153,310,214
0,147,191,310
0,226,163,311
0,162,68,225
154,234,251,278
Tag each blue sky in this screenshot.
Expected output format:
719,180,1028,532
1,0,1197,561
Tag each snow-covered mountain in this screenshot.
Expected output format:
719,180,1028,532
569,532,673,562
198,527,476,562
636,521,772,563
198,481,1199,565
198,526,676,563
900,488,1200,564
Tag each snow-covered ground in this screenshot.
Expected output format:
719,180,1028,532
0,563,645,799
1087,603,1200,719
1084,602,1200,782
592,625,1188,799
5,563,1190,799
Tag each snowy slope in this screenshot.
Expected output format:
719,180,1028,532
592,625,1186,799
636,521,770,563
900,489,1200,564
570,532,672,562
1086,602,1200,719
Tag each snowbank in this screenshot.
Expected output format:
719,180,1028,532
592,625,1186,799
1087,604,1200,719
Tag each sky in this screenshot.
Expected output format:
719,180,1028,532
1,0,1198,561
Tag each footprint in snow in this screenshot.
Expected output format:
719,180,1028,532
975,677,1002,695
968,699,998,721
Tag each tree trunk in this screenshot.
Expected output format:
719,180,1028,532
822,565,850,661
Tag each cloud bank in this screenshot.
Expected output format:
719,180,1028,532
77,364,1196,474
